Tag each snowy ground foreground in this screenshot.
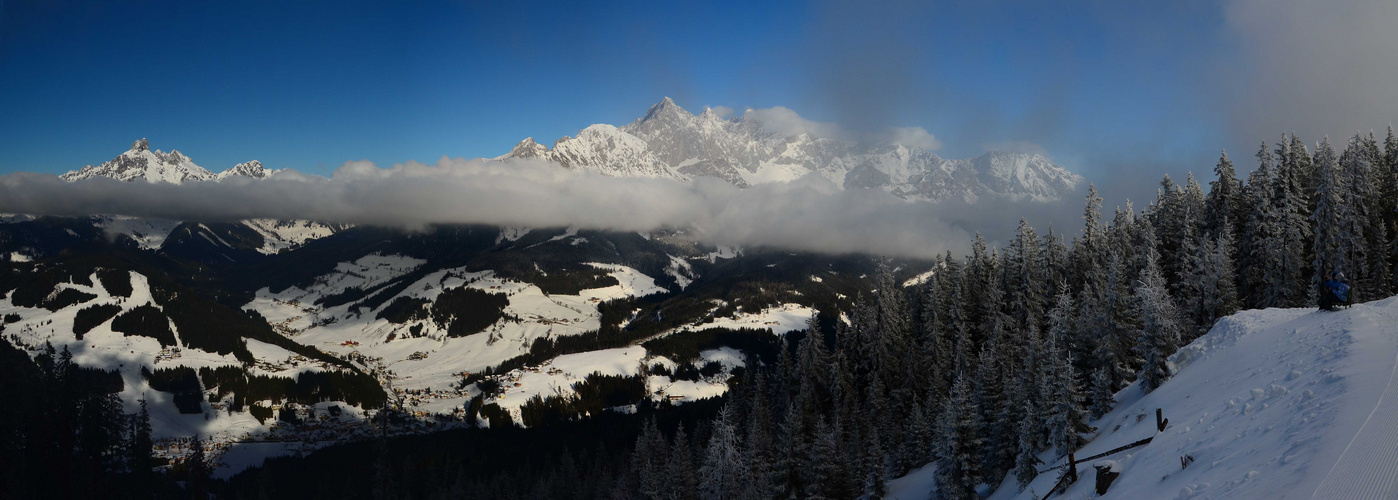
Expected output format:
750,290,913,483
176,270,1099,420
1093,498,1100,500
887,296,1398,500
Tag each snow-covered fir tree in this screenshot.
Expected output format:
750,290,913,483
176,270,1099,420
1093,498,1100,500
1013,401,1043,489
698,406,751,500
1042,339,1092,457
1240,142,1278,306
1269,135,1312,307
1205,149,1245,242
1136,248,1184,393
1312,137,1348,294
935,372,983,500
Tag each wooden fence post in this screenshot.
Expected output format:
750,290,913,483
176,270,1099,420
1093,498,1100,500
1156,408,1168,432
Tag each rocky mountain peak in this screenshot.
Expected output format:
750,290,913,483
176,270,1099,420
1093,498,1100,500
216,160,272,181
501,137,549,159
639,97,692,125
60,140,255,184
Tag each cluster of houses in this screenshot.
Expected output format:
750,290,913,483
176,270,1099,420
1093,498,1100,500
151,434,232,469
268,298,316,336
392,385,470,409
270,317,302,336
153,346,182,363
477,361,570,400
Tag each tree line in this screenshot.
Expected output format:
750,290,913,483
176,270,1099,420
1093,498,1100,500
222,129,1398,499
624,129,1398,499
0,338,188,498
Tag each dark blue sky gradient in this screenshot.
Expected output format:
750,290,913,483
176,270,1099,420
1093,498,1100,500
0,0,1332,195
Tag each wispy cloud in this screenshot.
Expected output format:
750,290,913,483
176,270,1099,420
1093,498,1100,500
741,106,942,150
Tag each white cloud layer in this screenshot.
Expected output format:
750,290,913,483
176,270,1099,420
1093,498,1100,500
0,157,1081,259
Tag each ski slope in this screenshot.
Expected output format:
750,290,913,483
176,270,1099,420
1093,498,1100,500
889,295,1398,500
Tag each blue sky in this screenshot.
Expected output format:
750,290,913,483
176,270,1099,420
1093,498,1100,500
2,0,1394,201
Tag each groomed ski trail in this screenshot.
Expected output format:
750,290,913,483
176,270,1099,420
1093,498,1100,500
1311,303,1398,499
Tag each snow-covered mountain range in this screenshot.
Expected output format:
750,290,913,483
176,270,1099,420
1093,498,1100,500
59,138,273,184
499,98,1084,202
57,139,342,255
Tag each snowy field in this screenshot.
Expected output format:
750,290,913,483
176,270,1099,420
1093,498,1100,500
888,296,1398,500
661,302,816,337
0,271,271,440
246,257,669,408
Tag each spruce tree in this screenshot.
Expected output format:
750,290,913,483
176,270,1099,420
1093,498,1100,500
1268,136,1311,307
1088,366,1115,419
1312,137,1348,297
858,421,886,499
667,424,698,500
745,376,777,500
899,400,934,476
1006,218,1047,331
1013,401,1043,490
1274,134,1314,307
1043,225,1071,291
972,344,1010,482
1103,250,1142,383
1383,126,1398,291
188,434,210,499
1339,133,1390,300
774,402,805,497
1042,340,1092,457
1240,142,1277,307
795,316,831,418
633,418,668,499
129,398,153,483
934,372,983,500
1205,149,1245,241
698,406,750,500
1182,218,1239,339
1137,249,1184,393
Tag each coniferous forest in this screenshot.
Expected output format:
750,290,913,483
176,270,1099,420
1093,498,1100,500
0,338,194,499
216,130,1398,499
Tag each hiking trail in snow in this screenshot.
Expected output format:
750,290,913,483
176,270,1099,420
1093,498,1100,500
1310,306,1398,499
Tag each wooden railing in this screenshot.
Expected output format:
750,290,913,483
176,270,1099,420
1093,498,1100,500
1036,408,1168,499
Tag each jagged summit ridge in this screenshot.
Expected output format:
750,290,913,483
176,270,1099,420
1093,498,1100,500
216,160,273,181
61,139,274,184
502,98,1084,201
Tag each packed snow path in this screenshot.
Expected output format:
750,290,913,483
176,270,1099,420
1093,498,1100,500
1310,307,1398,499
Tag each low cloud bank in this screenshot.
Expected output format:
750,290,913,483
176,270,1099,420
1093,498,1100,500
0,157,1082,259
